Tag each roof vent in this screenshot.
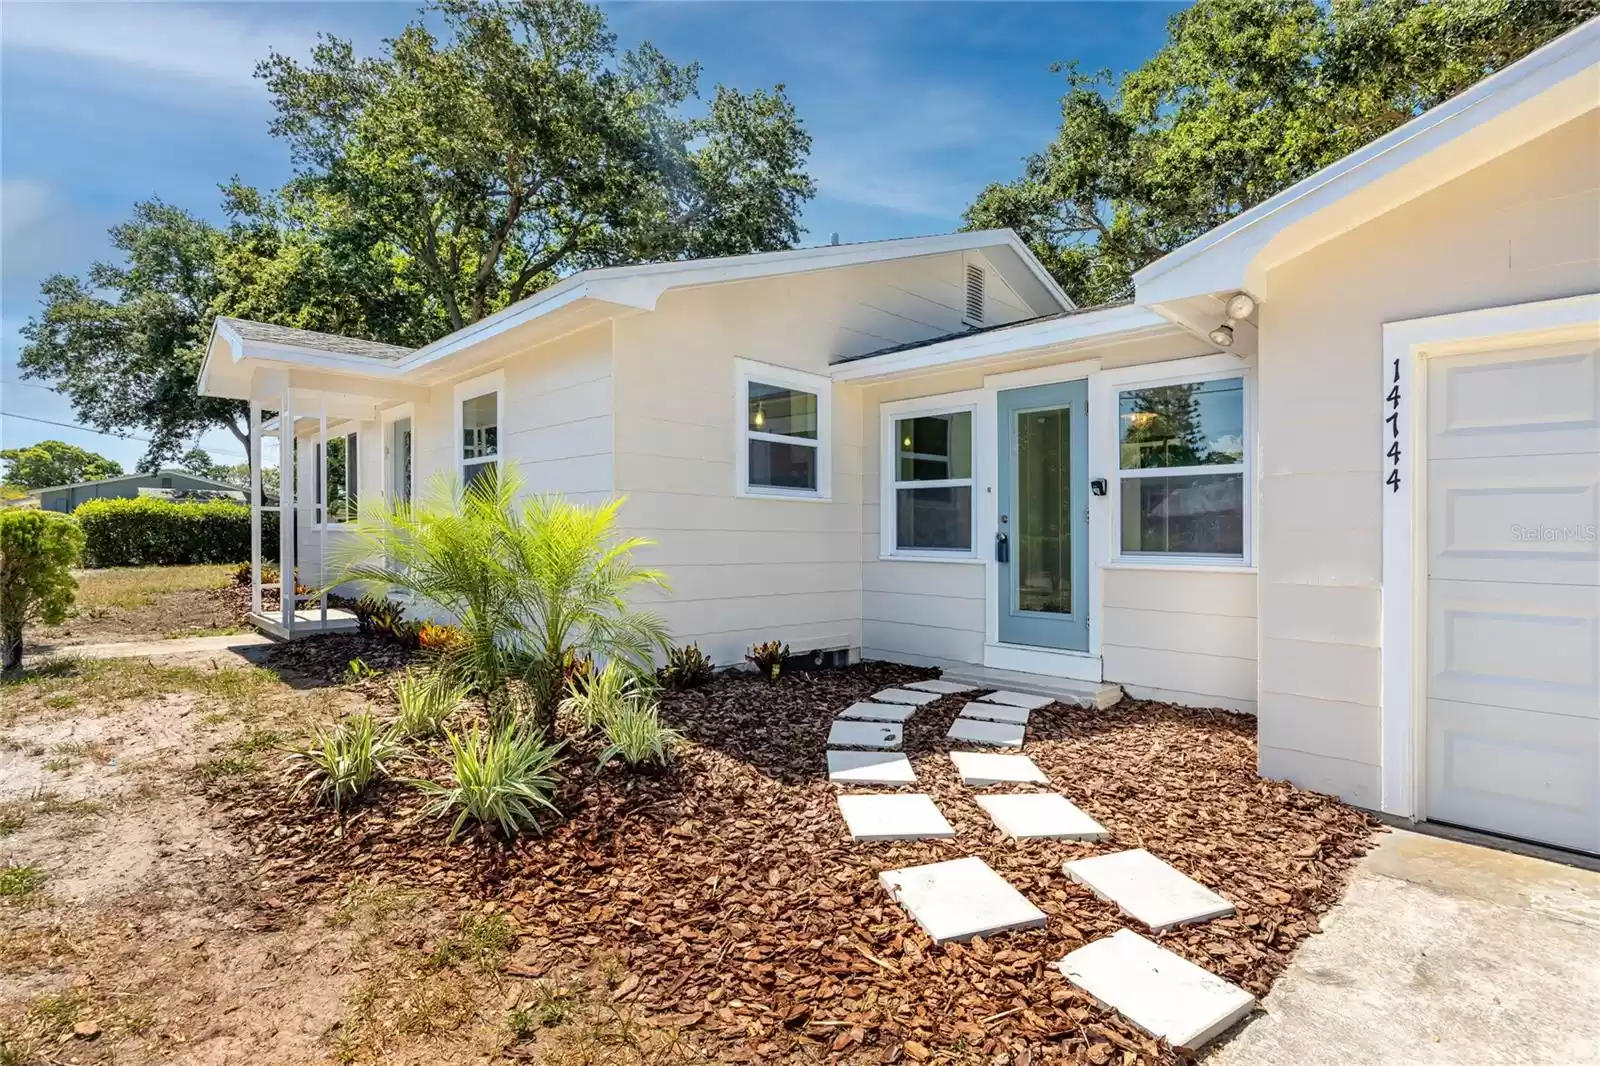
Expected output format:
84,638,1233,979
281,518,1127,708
964,263,985,325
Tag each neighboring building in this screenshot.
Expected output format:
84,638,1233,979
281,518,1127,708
29,470,249,512
198,20,1600,856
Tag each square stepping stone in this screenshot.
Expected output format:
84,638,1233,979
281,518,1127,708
1064,848,1235,932
870,688,940,706
827,720,902,749
976,793,1108,841
949,751,1050,786
946,717,1025,748
903,678,976,695
836,701,916,723
976,690,1053,710
827,750,916,785
880,856,1047,944
837,794,954,841
958,701,1030,726
1057,929,1254,1051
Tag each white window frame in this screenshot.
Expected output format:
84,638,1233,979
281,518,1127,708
453,369,504,488
1105,357,1255,569
734,358,832,501
380,402,416,508
309,428,360,529
879,390,983,561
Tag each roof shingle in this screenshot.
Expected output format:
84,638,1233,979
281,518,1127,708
217,317,414,362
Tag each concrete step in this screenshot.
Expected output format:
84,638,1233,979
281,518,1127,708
938,665,1122,710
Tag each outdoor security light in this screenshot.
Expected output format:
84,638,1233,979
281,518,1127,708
1208,323,1235,347
1225,291,1257,320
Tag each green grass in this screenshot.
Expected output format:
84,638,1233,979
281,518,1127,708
24,990,82,1031
194,753,260,781
0,794,104,838
72,563,234,611
0,864,45,898
424,912,515,974
2,657,285,726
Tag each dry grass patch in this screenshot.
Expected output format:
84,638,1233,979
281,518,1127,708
72,564,235,612
35,563,243,647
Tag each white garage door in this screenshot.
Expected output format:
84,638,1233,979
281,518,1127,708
1425,337,1600,855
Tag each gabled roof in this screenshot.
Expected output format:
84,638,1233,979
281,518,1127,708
214,318,413,362
1134,15,1600,304
199,229,1073,396
833,301,1135,365
28,469,245,495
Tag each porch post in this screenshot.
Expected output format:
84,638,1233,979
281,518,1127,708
280,387,295,635
318,399,329,626
249,403,263,616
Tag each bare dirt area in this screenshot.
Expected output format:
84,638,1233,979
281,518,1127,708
0,657,513,1066
34,565,246,650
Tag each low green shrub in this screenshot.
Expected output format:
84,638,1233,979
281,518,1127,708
0,509,84,671
392,670,468,738
658,642,715,690
745,640,789,681
597,700,684,772
287,711,400,813
76,497,279,567
417,724,563,842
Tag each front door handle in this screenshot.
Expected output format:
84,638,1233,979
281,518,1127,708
995,531,1010,563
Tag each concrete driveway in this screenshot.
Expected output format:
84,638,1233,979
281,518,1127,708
1214,828,1600,1065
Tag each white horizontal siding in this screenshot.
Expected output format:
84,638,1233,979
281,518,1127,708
1101,568,1258,714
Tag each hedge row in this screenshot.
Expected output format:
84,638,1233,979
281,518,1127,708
75,497,281,568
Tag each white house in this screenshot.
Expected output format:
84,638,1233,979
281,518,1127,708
198,19,1600,856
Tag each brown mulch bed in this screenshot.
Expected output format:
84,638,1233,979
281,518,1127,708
215,662,1381,1064
260,631,420,684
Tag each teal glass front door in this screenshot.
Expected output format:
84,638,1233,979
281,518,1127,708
996,380,1089,651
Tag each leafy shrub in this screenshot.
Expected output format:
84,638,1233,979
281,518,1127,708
416,724,563,842
659,642,715,690
331,464,669,734
0,509,84,671
287,711,400,813
597,699,684,772
75,497,280,567
352,595,401,635
559,660,647,731
417,621,467,654
745,640,789,681
392,670,468,738
344,658,379,683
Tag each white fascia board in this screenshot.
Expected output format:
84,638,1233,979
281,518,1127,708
1133,17,1600,304
830,304,1172,383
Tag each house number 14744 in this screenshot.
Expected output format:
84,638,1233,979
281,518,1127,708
1385,357,1401,493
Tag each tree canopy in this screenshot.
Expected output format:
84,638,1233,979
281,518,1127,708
0,440,124,490
966,0,1600,304
19,0,814,467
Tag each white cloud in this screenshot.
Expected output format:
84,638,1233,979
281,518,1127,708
0,1,323,93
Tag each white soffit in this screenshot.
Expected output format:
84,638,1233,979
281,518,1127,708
1133,17,1600,304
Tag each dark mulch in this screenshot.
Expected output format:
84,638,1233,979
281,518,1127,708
260,631,420,685
215,662,1381,1064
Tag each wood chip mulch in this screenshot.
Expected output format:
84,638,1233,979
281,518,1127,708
216,661,1381,1064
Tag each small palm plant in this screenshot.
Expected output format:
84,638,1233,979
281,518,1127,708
331,464,670,734
417,724,564,842
393,670,469,739
287,711,401,814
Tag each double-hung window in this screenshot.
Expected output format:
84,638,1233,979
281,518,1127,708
1115,374,1247,560
456,372,502,492
736,359,830,498
882,398,976,557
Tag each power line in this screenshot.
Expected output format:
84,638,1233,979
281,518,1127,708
0,411,248,461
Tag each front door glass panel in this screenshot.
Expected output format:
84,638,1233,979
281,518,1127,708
1015,407,1071,615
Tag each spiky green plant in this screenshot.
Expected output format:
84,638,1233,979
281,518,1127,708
417,724,564,842
392,670,469,739
331,464,670,733
560,660,651,731
287,711,400,813
596,699,684,772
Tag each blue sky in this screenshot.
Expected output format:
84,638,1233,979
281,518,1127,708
0,1,1180,471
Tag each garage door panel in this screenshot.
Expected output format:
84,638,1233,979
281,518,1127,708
1426,697,1598,854
1428,579,1600,716
1427,339,1600,460
1428,453,1600,586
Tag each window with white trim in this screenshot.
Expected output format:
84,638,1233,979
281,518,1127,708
1115,375,1246,558
461,390,498,491
313,431,358,524
737,360,830,498
887,405,975,555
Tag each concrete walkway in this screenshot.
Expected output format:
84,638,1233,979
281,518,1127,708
50,633,275,664
1212,829,1600,1066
